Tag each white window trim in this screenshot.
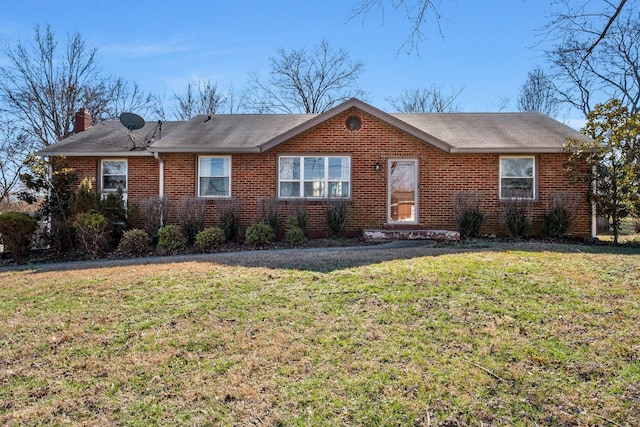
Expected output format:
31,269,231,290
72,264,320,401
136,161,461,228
278,155,351,199
499,155,536,200
198,155,232,198
101,158,128,193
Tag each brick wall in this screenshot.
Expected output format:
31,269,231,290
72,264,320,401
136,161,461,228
64,106,592,238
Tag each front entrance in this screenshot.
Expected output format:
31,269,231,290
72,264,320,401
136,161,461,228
387,159,418,224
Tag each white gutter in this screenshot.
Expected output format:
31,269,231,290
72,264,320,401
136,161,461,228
153,152,164,198
591,165,597,239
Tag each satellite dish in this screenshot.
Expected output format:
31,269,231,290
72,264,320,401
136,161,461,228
119,112,145,150
119,112,145,131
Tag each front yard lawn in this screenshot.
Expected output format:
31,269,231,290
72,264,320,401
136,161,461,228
1,242,638,425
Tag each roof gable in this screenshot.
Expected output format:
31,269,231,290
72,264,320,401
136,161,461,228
257,98,453,153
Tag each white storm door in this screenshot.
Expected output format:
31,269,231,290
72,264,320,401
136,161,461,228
387,159,418,224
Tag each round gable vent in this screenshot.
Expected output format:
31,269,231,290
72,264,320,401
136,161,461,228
346,115,362,131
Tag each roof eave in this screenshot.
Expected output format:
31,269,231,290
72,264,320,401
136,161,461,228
450,147,566,154
148,146,261,154
37,150,154,157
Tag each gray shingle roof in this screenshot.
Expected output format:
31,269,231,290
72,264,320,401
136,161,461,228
392,112,587,153
149,114,315,153
38,99,588,156
38,120,182,156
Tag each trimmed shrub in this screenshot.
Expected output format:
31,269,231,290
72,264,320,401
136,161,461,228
541,208,573,238
118,229,152,255
287,199,308,234
245,222,275,248
157,225,187,253
285,226,306,246
258,197,280,233
0,211,38,260
541,192,577,238
284,216,307,246
195,227,226,252
139,196,173,240
179,197,206,244
325,198,350,237
100,189,129,248
501,197,532,238
217,198,240,242
74,212,110,257
453,191,486,239
458,208,486,239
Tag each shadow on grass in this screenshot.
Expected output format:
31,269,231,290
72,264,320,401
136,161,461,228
5,238,639,274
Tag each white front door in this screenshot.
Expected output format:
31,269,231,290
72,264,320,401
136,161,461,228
387,159,418,224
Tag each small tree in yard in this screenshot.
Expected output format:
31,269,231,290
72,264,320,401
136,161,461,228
18,156,78,252
565,99,640,244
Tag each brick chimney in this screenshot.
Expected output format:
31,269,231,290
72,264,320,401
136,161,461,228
74,108,92,133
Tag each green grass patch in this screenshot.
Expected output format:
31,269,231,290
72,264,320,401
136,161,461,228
0,242,638,425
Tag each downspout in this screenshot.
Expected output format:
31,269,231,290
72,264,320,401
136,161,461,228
591,164,597,239
153,152,164,198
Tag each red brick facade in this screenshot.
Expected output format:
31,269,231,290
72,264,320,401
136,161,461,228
65,107,592,238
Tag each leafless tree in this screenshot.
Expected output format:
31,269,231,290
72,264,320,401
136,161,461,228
248,40,365,114
545,2,640,114
351,1,629,56
172,80,226,120
544,0,630,60
517,66,559,117
0,120,35,204
0,25,157,148
386,85,463,112
350,0,443,54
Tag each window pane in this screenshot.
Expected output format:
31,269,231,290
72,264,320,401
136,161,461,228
279,182,300,198
200,177,229,197
200,157,229,177
280,157,300,180
304,181,325,197
328,181,349,197
501,158,533,177
328,157,350,180
501,178,533,198
103,175,126,190
103,160,126,175
304,157,324,180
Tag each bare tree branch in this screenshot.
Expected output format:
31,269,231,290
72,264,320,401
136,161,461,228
517,66,560,117
172,80,226,120
350,0,443,54
386,85,463,112
248,40,365,114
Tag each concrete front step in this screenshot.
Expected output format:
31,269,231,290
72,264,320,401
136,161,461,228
363,229,460,242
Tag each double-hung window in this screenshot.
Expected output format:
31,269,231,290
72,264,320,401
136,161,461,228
101,159,127,192
499,156,535,199
198,156,231,197
279,155,350,198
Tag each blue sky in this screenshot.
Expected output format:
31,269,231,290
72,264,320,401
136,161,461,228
0,1,581,124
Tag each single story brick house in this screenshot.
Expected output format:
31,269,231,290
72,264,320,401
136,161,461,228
38,98,594,239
